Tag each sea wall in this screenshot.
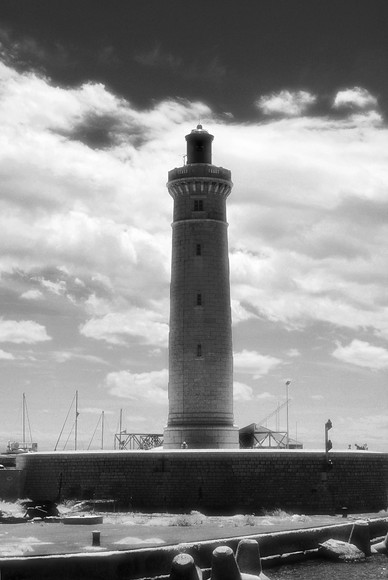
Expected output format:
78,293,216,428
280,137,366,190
16,449,388,514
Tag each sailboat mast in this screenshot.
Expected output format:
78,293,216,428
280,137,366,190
75,390,79,451
101,411,104,450
22,392,26,448
119,408,123,449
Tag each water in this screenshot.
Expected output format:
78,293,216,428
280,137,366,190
270,554,387,579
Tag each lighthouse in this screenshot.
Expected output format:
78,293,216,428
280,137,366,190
163,125,239,449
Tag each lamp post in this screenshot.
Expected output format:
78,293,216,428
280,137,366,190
323,419,333,472
285,380,291,449
325,419,333,458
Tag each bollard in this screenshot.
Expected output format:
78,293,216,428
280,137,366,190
372,532,388,555
236,539,262,575
170,553,202,580
210,546,241,580
92,530,100,547
341,507,348,518
350,520,371,556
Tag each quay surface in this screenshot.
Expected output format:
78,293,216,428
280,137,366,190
0,512,386,580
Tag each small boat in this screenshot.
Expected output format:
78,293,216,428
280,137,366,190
61,515,104,525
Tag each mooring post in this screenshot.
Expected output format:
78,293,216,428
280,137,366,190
351,520,371,556
169,553,202,580
372,531,388,554
210,546,241,580
236,539,262,575
92,530,100,546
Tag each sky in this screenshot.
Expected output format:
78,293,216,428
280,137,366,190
0,0,387,452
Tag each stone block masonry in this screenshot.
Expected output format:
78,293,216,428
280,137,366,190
164,125,238,449
16,449,388,514
0,468,25,501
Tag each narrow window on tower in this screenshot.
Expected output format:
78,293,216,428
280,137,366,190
196,243,202,256
196,293,202,306
194,199,204,211
196,344,202,358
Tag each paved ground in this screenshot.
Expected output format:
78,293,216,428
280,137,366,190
0,512,385,557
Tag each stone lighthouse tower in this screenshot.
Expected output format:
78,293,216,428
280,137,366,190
163,125,239,449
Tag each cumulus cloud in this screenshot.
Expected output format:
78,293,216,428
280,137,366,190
1,55,386,347
229,234,388,337
234,350,282,378
0,48,387,449
53,351,108,365
231,300,256,325
80,307,169,347
332,340,388,370
286,349,300,358
256,391,276,400
80,407,114,415
0,319,51,344
256,90,316,116
233,381,253,401
333,87,378,110
0,348,15,360
337,414,388,448
36,279,67,296
233,384,276,402
105,369,168,403
0,60,212,339
20,289,43,300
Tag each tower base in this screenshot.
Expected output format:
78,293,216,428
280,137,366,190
163,424,239,449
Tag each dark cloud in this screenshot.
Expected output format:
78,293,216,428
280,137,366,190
97,46,121,68
57,113,124,149
134,45,226,84
0,26,71,74
134,45,183,71
182,56,227,83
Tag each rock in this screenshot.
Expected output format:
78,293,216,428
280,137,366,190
319,538,365,561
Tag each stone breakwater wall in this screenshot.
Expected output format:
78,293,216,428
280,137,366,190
16,449,388,514
0,468,25,501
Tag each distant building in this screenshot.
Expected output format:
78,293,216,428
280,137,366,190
239,423,303,449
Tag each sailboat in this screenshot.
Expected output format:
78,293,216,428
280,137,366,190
54,390,80,451
6,393,37,454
